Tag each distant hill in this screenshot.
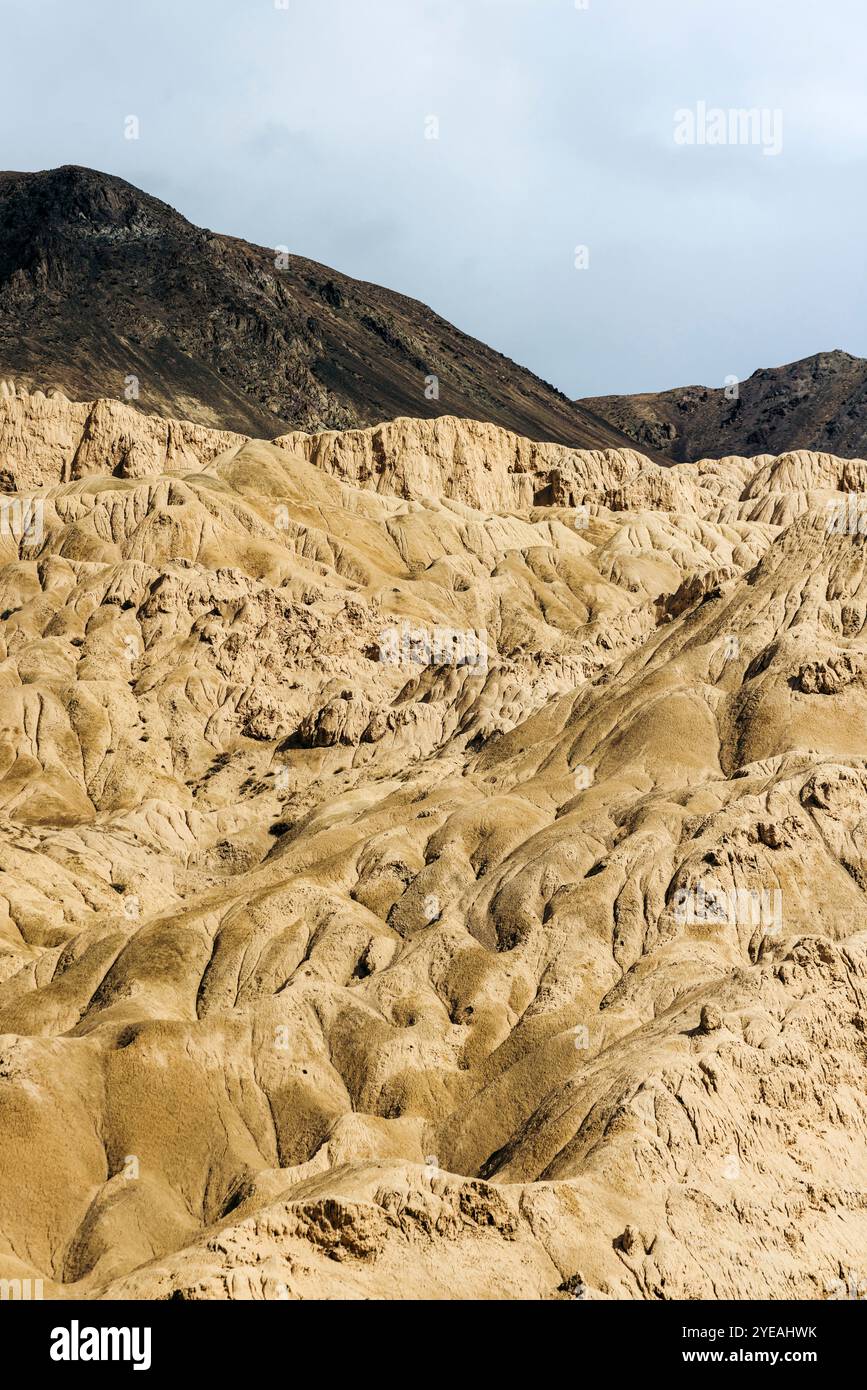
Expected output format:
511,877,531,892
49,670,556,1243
579,350,867,461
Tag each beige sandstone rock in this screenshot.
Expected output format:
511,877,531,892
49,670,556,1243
0,393,866,1301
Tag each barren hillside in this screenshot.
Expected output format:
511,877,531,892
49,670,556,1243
0,166,640,454
580,350,867,463
1,382,866,1300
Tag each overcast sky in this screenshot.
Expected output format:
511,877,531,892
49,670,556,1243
2,0,866,396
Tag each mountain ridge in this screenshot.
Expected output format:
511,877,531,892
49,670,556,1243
0,164,647,455
579,349,867,462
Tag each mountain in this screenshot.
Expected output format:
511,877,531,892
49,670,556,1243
2,384,867,1299
0,164,642,452
579,350,867,462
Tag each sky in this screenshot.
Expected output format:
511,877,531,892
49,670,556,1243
2,0,866,397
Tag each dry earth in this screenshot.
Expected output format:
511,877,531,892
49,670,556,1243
1,382,866,1300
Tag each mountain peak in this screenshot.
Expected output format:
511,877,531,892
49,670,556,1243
0,166,645,452
0,165,188,246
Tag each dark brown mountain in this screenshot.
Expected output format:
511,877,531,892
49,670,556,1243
579,350,867,462
0,164,643,451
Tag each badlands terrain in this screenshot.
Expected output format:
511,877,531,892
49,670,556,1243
0,383,866,1301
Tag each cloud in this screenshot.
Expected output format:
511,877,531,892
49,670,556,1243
1,0,865,396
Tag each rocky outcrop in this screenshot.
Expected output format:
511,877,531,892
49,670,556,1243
0,382,242,489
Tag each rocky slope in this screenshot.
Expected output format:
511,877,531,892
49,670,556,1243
0,166,642,454
1,387,866,1301
580,350,867,463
